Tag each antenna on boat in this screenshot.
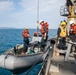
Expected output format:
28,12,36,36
36,0,40,51
36,0,39,36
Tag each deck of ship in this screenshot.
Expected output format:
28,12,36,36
49,43,76,75
38,40,76,75
49,53,76,75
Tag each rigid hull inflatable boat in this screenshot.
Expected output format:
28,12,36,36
0,35,51,74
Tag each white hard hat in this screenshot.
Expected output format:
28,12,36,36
70,20,74,24
39,20,44,24
25,28,28,30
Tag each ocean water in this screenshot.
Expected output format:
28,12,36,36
0,29,57,75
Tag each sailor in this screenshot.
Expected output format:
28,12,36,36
57,21,67,50
73,24,76,35
39,20,49,51
22,28,31,53
69,21,76,41
69,22,75,35
40,20,49,42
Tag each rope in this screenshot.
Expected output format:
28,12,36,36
25,45,50,75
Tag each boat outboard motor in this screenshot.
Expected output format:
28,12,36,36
14,47,17,55
14,44,20,55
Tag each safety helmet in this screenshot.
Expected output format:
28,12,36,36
70,20,74,24
39,20,44,24
61,22,66,26
25,28,28,30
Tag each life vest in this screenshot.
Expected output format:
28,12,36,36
73,24,76,34
60,27,67,37
22,30,29,38
34,32,38,36
40,22,49,34
69,24,74,34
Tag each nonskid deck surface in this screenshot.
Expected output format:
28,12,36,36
50,61,76,75
49,45,76,75
49,56,76,75
50,54,76,75
49,40,76,75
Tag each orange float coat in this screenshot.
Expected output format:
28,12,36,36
73,24,76,34
40,22,49,34
22,30,29,38
69,24,76,34
69,24,74,34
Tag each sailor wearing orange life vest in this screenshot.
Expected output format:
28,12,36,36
69,23,75,35
69,21,76,41
39,20,49,43
22,28,30,53
69,21,76,35
73,24,76,34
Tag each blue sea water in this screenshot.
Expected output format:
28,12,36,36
0,29,57,75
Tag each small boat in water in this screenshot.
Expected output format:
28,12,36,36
0,34,51,74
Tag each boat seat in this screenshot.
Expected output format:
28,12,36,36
31,36,42,42
30,41,40,47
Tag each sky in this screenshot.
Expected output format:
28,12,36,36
0,0,66,29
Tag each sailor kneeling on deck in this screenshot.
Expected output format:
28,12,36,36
57,21,67,50
22,28,31,53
